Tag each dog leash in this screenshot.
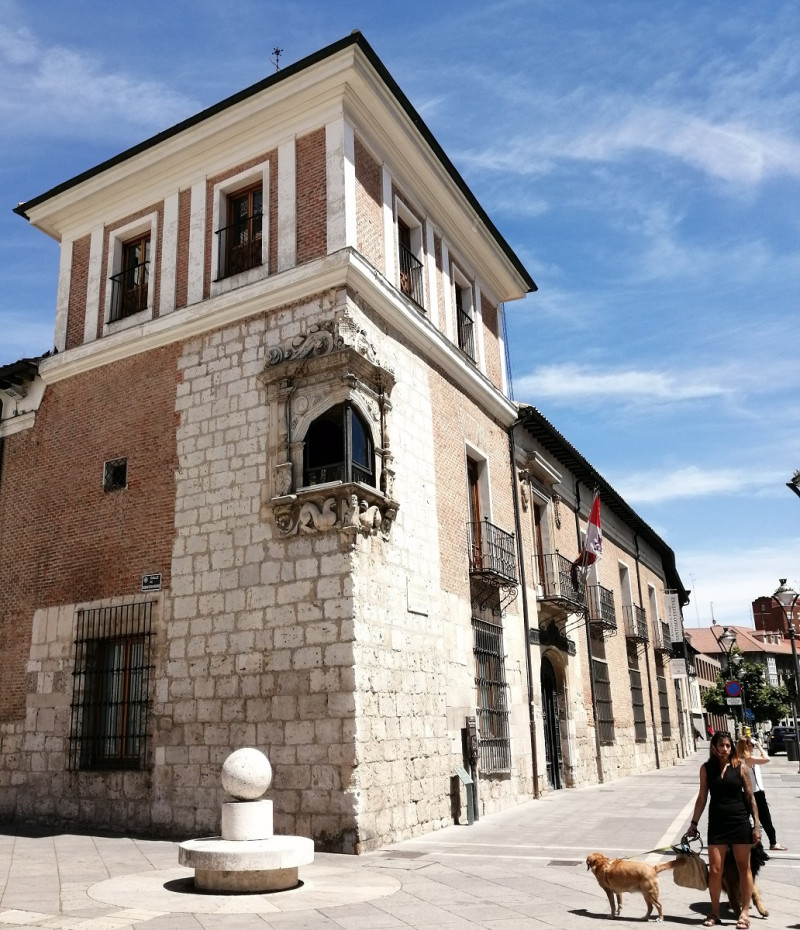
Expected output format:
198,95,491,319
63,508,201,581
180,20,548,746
621,835,705,860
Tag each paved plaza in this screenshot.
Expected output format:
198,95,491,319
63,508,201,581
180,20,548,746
1,749,798,929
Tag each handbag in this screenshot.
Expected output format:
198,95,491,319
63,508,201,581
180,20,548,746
671,834,708,891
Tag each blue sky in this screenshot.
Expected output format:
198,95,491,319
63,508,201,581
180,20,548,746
1,0,799,626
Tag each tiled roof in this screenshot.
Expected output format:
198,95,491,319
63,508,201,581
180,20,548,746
686,625,793,657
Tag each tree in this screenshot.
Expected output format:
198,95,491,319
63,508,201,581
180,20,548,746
700,650,790,727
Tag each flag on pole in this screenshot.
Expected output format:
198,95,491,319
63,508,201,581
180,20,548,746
582,494,603,566
571,495,603,586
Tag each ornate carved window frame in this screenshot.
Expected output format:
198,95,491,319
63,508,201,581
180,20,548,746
259,308,399,540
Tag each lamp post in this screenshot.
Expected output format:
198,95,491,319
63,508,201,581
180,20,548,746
771,579,800,773
713,626,743,736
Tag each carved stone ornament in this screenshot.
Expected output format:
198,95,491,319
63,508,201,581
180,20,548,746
259,303,399,542
270,484,397,540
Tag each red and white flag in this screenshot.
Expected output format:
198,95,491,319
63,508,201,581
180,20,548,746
583,494,603,566
572,495,603,582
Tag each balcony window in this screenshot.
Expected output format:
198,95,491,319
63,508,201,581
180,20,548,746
303,402,374,488
217,184,263,280
395,202,425,309
109,234,150,323
452,266,475,361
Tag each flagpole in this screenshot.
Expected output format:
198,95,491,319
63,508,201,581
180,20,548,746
576,482,604,785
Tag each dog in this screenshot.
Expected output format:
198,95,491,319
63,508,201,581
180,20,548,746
722,843,769,917
586,851,676,920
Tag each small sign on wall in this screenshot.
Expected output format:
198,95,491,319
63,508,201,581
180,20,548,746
141,573,162,592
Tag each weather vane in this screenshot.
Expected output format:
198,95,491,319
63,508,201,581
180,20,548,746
271,47,283,72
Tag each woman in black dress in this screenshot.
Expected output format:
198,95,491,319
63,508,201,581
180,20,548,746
687,730,760,928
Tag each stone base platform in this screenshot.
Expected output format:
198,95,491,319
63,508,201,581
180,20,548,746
178,835,314,892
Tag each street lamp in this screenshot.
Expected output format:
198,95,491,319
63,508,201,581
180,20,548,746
713,626,744,736
771,579,800,773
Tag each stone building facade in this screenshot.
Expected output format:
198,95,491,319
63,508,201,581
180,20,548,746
0,33,689,851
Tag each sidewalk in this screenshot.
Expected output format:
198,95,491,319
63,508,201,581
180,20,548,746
1,749,798,929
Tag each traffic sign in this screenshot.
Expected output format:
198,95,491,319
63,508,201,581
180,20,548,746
726,697,742,706
724,681,741,697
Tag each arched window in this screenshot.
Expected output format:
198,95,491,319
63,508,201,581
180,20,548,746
303,402,375,488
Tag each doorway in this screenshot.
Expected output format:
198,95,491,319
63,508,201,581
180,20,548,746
541,654,564,790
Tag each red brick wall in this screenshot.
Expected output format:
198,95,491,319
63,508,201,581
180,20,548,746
0,347,180,720
296,129,327,264
175,188,191,310
429,370,513,594
354,136,383,272
481,296,503,389
65,235,90,350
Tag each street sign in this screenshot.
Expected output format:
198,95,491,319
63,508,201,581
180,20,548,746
724,681,741,697
726,697,742,705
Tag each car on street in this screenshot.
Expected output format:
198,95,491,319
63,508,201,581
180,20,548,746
767,725,797,755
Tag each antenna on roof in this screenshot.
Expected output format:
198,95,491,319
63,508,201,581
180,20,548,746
271,47,283,72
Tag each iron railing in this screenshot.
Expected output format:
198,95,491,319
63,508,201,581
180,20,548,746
69,601,153,770
216,213,262,279
472,615,511,772
587,584,617,630
457,305,476,361
623,604,649,642
109,263,149,322
652,619,672,653
468,520,517,584
398,242,424,307
536,551,586,608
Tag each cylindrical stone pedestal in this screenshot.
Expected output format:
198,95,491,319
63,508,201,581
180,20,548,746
221,799,274,841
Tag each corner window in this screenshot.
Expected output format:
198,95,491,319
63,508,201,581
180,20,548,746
217,183,263,279
110,234,150,323
68,602,153,771
303,402,375,488
395,199,424,309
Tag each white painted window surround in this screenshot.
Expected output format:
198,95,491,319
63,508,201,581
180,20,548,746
210,161,270,299
102,212,158,338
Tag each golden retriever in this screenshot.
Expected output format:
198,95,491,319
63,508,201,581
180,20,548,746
586,851,676,920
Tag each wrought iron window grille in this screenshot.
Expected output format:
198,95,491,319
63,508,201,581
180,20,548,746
103,458,128,492
109,261,149,323
592,658,616,745
472,614,511,772
69,601,154,771
216,211,263,280
629,667,648,742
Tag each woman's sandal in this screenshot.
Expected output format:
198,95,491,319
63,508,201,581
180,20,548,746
702,917,720,927
735,918,750,929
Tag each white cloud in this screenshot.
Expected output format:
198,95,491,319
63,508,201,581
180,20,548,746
515,363,731,405
610,466,776,505
0,22,197,142
681,541,800,629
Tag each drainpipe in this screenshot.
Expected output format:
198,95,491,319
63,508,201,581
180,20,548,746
634,534,661,769
509,424,540,798
575,480,604,784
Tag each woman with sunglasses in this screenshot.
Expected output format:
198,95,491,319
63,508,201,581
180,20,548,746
686,730,760,928
736,734,787,851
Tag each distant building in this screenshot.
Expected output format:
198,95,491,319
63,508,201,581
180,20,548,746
0,32,689,849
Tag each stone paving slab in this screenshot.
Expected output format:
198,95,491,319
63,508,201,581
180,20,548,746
1,750,799,929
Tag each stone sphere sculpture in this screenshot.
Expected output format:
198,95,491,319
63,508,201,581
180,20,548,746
220,747,272,800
